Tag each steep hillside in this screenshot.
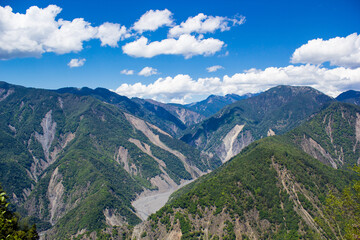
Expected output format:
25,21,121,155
176,93,254,117
132,98,205,128
136,137,357,240
181,85,334,162
56,87,188,137
0,81,220,238
286,102,360,169
336,90,360,106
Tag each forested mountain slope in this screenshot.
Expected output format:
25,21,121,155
174,93,254,117
181,85,334,162
0,81,220,238
286,102,360,169
336,90,360,106
137,137,357,239
56,87,192,137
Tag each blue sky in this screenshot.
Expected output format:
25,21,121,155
0,0,359,103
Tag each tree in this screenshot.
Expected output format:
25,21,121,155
0,184,39,239
326,166,360,240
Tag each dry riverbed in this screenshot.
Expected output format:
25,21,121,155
132,180,193,220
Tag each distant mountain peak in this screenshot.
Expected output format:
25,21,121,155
336,90,360,106
182,93,255,117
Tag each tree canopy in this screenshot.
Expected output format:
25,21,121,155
0,184,38,240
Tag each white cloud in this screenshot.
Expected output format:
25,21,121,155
43,18,97,54
138,67,158,77
97,22,129,47
115,74,221,103
68,58,86,68
132,9,173,33
207,65,224,72
122,34,224,58
168,14,245,38
121,69,134,75
114,65,360,103
291,33,360,68
0,5,128,59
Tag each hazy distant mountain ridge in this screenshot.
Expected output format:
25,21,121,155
175,93,254,117
336,90,360,106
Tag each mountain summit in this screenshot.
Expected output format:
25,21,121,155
181,85,334,162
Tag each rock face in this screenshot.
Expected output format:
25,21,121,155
181,85,333,161
0,88,14,101
30,110,57,181
300,137,338,168
140,137,354,240
0,81,220,239
287,102,360,169
55,87,197,137
125,113,204,179
47,167,65,225
3,81,358,239
221,124,245,162
139,99,206,127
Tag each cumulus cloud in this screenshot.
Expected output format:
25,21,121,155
0,5,127,59
43,18,97,54
169,13,245,38
207,65,224,72
0,5,243,60
138,67,158,77
68,58,86,68
291,33,360,68
122,34,224,58
97,22,130,47
115,74,221,103
132,9,173,33
121,69,134,75
114,65,360,103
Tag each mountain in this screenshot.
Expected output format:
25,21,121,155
0,81,220,238
285,102,360,169
181,85,334,163
55,88,250,137
336,90,360,106
56,87,190,137
137,137,357,239
174,93,254,117
132,98,205,128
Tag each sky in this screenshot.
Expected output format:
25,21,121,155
0,0,359,103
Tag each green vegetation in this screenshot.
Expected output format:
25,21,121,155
336,90,360,106
181,85,334,158
149,137,357,239
2,82,359,239
177,93,248,117
326,165,360,239
0,81,220,238
0,184,38,239
286,102,360,168
56,87,189,137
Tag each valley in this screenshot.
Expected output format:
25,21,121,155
0,81,359,239
1,2,358,239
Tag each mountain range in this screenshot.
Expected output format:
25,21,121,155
0,81,359,239
137,100,360,239
180,86,334,163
